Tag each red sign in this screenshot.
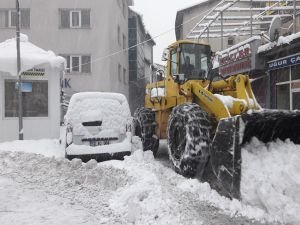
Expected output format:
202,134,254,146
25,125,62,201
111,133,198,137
219,43,252,76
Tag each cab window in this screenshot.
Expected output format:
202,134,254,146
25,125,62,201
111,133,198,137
170,49,177,76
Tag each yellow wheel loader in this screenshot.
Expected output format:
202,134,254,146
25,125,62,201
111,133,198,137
133,40,300,199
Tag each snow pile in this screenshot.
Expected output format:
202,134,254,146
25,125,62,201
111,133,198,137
0,34,65,75
65,92,131,135
0,177,98,225
1,138,300,224
151,87,165,98
258,32,300,53
0,139,63,158
241,138,300,224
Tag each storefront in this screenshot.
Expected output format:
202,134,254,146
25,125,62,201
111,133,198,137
268,53,300,110
0,35,65,141
256,31,300,110
217,37,267,107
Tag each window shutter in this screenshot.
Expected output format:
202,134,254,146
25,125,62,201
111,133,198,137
0,10,8,28
5,10,8,27
21,9,30,28
82,56,91,73
81,9,90,28
60,9,70,28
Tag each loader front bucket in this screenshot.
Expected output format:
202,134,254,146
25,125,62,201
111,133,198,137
208,110,300,200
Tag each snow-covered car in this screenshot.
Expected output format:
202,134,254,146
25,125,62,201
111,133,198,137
62,92,133,162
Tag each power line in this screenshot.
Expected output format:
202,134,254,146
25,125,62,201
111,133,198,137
67,7,213,71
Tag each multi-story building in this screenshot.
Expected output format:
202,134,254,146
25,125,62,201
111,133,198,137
0,0,133,100
128,7,155,113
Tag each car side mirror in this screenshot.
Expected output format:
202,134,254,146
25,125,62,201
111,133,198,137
126,116,133,132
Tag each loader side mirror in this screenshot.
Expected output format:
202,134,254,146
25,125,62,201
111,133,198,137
161,48,169,61
173,73,185,84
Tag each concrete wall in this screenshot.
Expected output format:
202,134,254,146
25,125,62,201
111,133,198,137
0,0,130,99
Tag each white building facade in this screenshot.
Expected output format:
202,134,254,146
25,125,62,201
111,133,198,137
0,0,132,99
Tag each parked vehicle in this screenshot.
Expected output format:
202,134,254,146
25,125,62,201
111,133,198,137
62,92,133,162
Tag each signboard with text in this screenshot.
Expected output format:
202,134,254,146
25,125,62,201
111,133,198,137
218,38,264,77
267,53,300,71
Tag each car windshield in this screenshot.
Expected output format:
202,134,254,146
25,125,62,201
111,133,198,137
179,43,210,80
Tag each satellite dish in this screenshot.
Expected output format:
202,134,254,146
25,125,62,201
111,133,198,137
269,16,281,42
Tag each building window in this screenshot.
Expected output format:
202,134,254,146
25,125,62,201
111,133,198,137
70,10,81,28
227,37,234,47
123,68,126,84
61,55,91,73
118,25,121,45
5,80,48,117
59,9,90,28
118,64,122,81
123,34,126,49
0,9,30,28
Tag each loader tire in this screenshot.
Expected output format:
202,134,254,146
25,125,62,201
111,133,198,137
133,107,159,157
168,103,211,178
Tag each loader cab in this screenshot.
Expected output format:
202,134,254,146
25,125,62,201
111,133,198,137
165,42,211,83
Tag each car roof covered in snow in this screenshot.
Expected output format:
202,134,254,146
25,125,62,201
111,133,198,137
65,92,131,126
69,92,129,105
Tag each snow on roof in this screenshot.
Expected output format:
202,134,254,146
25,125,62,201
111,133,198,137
177,0,210,12
0,34,65,76
258,31,300,53
218,36,261,55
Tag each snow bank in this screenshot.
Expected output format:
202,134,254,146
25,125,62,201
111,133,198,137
241,138,300,224
0,177,98,225
0,139,63,158
1,138,300,224
177,138,300,224
0,34,65,75
258,32,300,53
151,87,165,98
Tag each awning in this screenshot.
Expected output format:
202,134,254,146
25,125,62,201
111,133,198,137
0,34,65,76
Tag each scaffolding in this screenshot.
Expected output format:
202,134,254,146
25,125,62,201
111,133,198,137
186,0,300,50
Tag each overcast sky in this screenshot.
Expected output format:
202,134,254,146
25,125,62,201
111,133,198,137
133,0,206,64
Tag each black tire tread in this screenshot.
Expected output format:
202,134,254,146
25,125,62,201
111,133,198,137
133,107,159,156
167,103,211,177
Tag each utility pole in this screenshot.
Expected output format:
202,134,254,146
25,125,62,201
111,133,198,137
250,0,253,37
221,12,223,50
294,0,297,33
16,0,23,140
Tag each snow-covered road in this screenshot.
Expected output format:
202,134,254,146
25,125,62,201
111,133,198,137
0,139,299,224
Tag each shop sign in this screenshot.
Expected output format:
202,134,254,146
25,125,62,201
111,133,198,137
218,38,263,77
22,68,45,76
268,53,300,71
219,44,252,76
61,78,72,89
